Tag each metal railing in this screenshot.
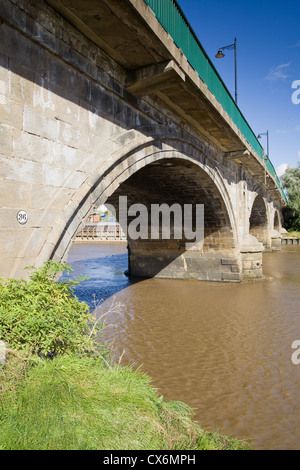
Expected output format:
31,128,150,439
76,222,127,241
143,0,286,200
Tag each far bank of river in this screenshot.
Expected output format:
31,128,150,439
62,242,300,450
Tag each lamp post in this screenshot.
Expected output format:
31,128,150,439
257,131,269,157
215,37,237,104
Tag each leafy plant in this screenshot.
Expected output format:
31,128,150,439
281,163,300,230
0,261,103,357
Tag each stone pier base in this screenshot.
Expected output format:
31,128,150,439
240,235,264,279
128,239,242,282
271,230,282,251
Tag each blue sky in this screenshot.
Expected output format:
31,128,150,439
177,0,300,175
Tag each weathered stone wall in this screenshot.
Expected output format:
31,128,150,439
0,0,282,281
0,0,141,277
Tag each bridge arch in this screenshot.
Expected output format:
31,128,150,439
34,133,241,282
249,194,269,248
271,209,282,251
274,210,280,231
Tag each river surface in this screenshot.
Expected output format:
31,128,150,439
62,242,300,450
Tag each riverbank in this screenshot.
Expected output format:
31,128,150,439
0,261,250,451
281,231,300,245
62,243,300,449
286,231,300,238
0,352,251,450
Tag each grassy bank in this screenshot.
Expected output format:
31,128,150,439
0,261,251,450
0,353,250,450
286,231,300,238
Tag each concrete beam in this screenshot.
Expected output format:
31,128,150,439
125,60,185,96
223,149,250,161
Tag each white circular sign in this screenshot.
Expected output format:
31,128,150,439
17,210,28,225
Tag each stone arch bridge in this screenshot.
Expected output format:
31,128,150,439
0,0,286,281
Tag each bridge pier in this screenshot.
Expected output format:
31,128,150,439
240,235,264,279
249,195,272,251
271,212,282,251
127,240,242,282
271,230,282,251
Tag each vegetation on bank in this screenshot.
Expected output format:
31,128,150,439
281,163,300,231
0,262,251,450
286,231,300,239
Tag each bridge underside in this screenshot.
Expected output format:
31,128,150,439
106,158,241,282
0,0,284,281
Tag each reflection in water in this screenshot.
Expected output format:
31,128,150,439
62,243,300,450
61,243,131,305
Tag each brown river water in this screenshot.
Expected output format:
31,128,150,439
63,242,300,450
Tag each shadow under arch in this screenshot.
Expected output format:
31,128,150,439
46,136,241,282
274,210,281,231
249,194,269,248
270,208,283,251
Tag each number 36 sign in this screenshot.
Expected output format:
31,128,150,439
17,210,28,225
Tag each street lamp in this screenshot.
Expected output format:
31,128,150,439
215,37,237,104
257,131,269,157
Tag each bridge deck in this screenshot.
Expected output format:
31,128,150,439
44,0,286,205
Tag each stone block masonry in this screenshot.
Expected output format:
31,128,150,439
0,0,283,281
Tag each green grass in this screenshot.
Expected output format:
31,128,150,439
0,353,251,450
287,231,300,238
0,261,251,450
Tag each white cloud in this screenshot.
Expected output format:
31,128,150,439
265,63,291,82
276,163,289,176
276,124,300,134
